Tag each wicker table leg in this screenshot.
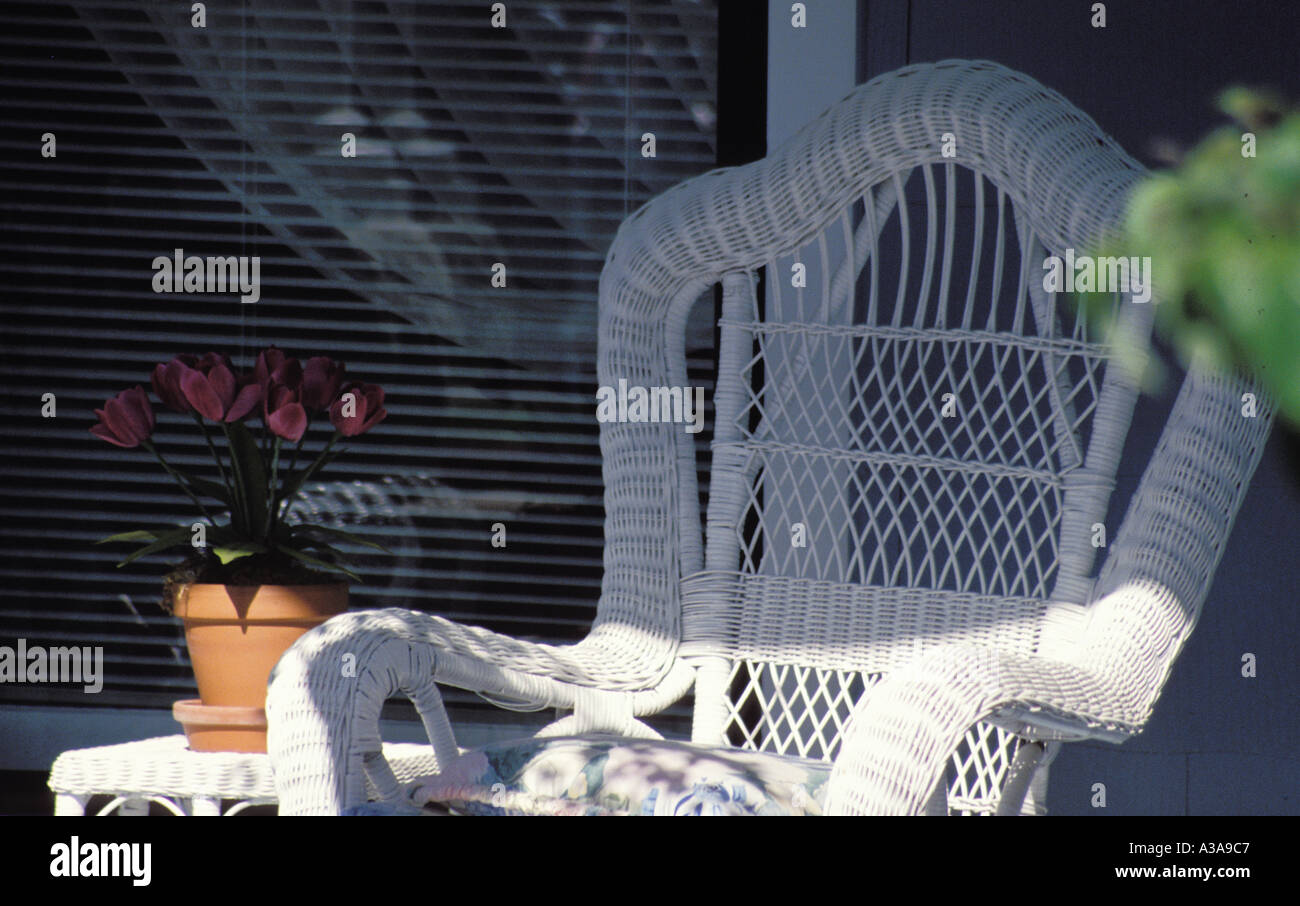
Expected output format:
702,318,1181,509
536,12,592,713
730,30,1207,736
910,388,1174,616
54,793,88,816
118,798,149,816
190,795,221,816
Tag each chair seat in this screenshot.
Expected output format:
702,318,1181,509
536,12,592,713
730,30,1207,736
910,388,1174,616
408,735,832,816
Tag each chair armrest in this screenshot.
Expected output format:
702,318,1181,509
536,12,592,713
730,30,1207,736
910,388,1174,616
1042,363,1274,733
827,364,1274,816
1081,362,1273,665
823,646,1125,815
265,607,629,815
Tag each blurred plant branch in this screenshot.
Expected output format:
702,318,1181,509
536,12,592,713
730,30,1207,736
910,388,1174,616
1082,87,1300,427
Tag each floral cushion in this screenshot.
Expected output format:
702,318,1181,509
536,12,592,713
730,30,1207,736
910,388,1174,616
341,801,431,816
409,735,831,816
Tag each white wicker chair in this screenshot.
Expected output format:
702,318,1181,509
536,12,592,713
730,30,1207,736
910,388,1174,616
266,59,1273,815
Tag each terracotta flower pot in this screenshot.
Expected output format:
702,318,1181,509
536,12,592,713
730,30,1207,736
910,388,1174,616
172,582,348,752
171,699,269,754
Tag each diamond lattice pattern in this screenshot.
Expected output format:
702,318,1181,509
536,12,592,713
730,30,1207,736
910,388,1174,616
713,165,1118,812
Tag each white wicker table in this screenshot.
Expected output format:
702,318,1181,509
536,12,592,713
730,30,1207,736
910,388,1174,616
49,735,441,816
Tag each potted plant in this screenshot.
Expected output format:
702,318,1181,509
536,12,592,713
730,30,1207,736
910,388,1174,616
91,346,389,752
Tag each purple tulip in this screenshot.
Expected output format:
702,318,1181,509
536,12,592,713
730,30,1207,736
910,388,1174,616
329,382,387,437
91,386,156,448
264,381,308,443
301,356,346,412
159,352,261,423
232,373,265,420
151,354,199,413
254,346,302,394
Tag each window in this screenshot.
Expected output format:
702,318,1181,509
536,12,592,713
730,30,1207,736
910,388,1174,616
0,0,719,728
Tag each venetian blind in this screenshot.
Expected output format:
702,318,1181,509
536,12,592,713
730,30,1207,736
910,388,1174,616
0,0,719,720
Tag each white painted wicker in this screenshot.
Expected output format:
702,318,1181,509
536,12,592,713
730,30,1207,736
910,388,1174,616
48,735,439,816
266,60,1273,815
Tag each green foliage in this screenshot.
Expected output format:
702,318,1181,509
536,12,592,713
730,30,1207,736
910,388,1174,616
98,424,386,582
224,422,267,536
1083,88,1300,425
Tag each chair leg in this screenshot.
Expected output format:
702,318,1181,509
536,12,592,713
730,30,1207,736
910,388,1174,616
1020,741,1061,815
923,777,949,815
995,740,1045,815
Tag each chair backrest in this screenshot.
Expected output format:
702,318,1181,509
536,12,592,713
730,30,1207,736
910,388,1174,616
594,60,1160,808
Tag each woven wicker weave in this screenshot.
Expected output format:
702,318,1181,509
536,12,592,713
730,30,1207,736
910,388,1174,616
266,60,1273,815
48,736,440,816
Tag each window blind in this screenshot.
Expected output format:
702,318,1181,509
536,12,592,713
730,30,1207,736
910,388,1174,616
0,0,719,720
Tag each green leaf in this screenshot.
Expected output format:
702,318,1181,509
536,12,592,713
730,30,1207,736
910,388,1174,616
204,524,239,546
280,447,344,499
291,524,392,554
212,542,267,565
96,529,160,545
293,540,352,564
274,543,361,582
181,473,233,506
226,422,268,540
115,526,193,566
267,521,295,546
